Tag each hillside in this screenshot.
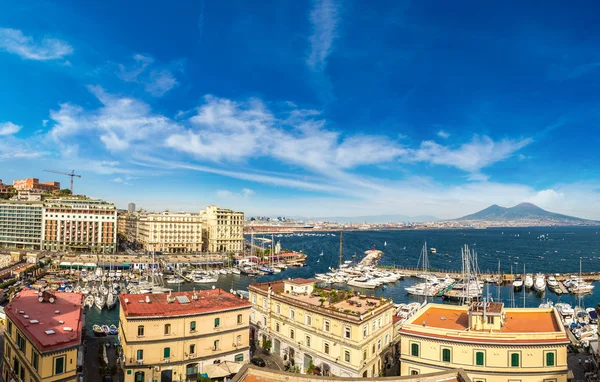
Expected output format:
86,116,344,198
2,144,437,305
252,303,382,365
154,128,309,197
456,202,596,224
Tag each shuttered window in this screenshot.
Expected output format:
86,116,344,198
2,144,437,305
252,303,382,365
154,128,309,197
475,351,484,366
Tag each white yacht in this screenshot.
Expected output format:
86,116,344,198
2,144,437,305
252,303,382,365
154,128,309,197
348,277,379,289
524,274,533,289
533,273,546,293
95,294,105,310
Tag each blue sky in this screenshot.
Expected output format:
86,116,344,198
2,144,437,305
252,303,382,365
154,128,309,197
0,0,599,219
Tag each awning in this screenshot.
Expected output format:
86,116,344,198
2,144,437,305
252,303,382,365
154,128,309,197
204,361,244,378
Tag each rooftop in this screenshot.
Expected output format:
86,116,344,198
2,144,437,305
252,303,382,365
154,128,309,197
119,289,250,318
411,305,562,333
6,289,83,353
286,278,318,285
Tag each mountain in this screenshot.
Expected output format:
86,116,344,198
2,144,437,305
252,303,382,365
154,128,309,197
298,214,439,224
456,202,595,224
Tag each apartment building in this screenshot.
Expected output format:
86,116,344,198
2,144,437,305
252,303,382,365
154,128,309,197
201,205,244,253
249,278,396,378
2,289,83,382
0,201,43,250
399,302,569,381
13,178,60,193
0,179,12,194
43,198,117,253
135,212,203,253
119,289,251,382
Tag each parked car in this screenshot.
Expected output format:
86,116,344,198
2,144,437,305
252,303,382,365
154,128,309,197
251,357,266,367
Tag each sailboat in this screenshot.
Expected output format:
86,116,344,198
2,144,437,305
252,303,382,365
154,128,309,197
319,251,324,256
384,241,387,247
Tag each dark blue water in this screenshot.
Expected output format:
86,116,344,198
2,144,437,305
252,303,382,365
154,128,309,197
87,227,600,333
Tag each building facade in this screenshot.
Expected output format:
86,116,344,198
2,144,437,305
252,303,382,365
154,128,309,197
119,289,251,382
13,178,60,193
2,289,83,382
249,279,396,378
201,205,244,253
135,212,203,253
0,201,43,250
128,202,136,213
42,198,117,253
398,302,569,381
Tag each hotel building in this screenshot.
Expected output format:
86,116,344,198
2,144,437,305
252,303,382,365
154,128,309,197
0,201,43,250
398,302,569,381
249,278,396,378
135,212,204,253
13,178,61,193
201,205,244,253
119,289,251,382
2,289,84,382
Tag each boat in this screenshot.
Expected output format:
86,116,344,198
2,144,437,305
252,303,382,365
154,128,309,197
193,276,218,283
95,294,105,310
429,247,437,254
101,325,110,335
84,295,95,308
348,277,379,289
109,324,118,335
231,268,241,275
524,274,533,289
106,291,117,309
533,273,546,293
166,276,185,284
258,266,274,275
92,325,106,336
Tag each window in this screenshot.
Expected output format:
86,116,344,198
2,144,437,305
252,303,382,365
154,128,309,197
324,343,330,354
213,340,220,350
385,333,389,345
276,304,280,314
32,351,39,371
306,336,311,347
164,347,171,359
214,317,220,328
137,325,144,336
135,371,145,382
377,339,382,351
344,326,351,339
54,356,65,375
137,349,143,360
290,329,295,339
235,354,244,362
164,324,171,335
189,344,196,355
363,325,368,338
237,335,242,345
378,318,382,328
344,350,351,362
372,344,375,355
290,310,295,320
372,321,376,332
411,343,419,357
546,352,555,366
475,351,485,366
252,295,256,304
305,315,312,326
487,316,494,324
237,314,243,324
510,353,520,367
276,322,280,332
7,321,12,336
410,370,419,375
324,320,331,332
16,333,25,352
442,348,451,362
262,299,267,309
190,321,196,332
363,350,367,360
263,316,267,327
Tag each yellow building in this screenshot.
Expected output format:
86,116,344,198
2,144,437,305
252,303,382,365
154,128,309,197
119,289,251,382
399,302,569,381
200,205,244,253
135,212,203,253
2,289,83,382
249,278,396,378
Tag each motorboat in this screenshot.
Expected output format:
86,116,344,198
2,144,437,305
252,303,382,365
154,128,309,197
95,295,105,310
348,277,379,289
512,277,523,289
193,275,218,283
533,273,546,293
524,274,533,289
109,325,118,335
92,325,106,336
101,325,110,335
231,268,241,275
166,276,185,284
84,295,95,308
106,291,117,309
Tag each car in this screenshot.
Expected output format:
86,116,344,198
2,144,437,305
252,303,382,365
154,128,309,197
103,376,112,382
251,357,266,367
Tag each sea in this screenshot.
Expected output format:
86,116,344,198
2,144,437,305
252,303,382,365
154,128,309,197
85,226,600,335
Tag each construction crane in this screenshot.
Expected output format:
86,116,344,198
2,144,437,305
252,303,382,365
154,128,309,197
43,169,81,195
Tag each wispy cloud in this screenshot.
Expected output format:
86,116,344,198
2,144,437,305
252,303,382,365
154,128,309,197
117,54,178,96
306,0,341,72
0,28,73,60
217,188,255,199
0,122,21,136
437,130,450,139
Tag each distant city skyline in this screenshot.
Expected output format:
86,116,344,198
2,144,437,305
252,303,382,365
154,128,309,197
0,1,599,219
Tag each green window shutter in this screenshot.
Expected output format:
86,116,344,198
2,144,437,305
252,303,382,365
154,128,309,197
411,343,419,357
476,352,484,366
55,357,64,374
164,347,171,358
190,321,196,331
511,353,519,367
546,352,554,366
442,349,451,362
215,317,220,327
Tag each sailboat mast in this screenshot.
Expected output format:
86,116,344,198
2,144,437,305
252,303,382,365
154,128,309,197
339,231,343,268
523,264,526,308
497,260,501,302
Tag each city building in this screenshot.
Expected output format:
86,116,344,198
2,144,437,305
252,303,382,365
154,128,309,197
0,201,43,250
231,364,472,382
0,198,117,253
135,212,203,253
249,278,396,377
201,205,244,253
2,289,84,382
13,178,61,193
128,202,136,213
119,289,251,382
398,302,569,381
0,179,13,194
42,198,118,253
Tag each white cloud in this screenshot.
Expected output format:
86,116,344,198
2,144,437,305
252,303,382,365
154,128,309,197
306,0,340,72
42,119,49,127
217,188,255,199
437,130,450,139
118,54,178,96
0,28,72,60
527,189,565,208
0,122,21,135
